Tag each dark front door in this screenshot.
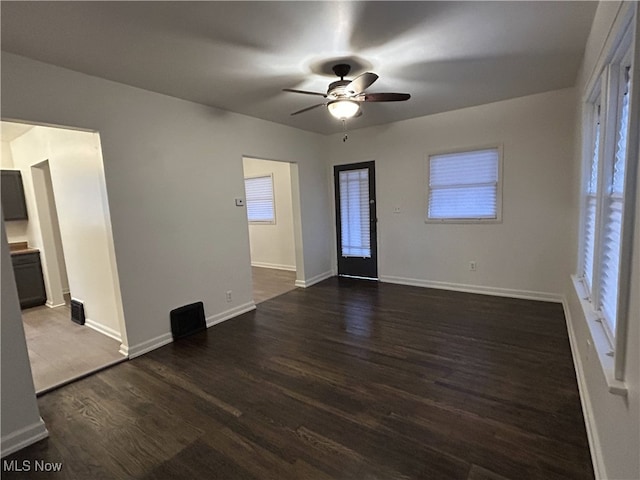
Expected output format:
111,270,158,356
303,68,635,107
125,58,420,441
334,161,378,279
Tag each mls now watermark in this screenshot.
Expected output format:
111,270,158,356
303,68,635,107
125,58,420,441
3,459,63,473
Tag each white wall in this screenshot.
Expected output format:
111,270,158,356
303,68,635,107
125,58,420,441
1,52,333,360
1,140,29,242
564,2,640,479
0,220,48,457
328,88,577,300
243,157,296,271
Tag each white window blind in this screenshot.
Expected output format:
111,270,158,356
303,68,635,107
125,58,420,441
583,106,600,292
339,168,371,257
427,148,500,221
245,175,275,223
598,69,630,334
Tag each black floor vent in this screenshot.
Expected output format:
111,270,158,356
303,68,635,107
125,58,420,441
71,299,85,325
170,301,206,340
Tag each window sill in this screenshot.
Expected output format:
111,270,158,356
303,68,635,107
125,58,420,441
571,275,628,396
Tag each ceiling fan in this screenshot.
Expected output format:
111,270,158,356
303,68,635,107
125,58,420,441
283,63,411,120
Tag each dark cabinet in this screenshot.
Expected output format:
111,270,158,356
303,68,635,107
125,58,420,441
11,252,47,309
1,170,28,221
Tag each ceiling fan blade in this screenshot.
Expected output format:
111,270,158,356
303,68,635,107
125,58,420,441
360,92,411,102
290,103,326,116
345,72,378,95
283,88,327,97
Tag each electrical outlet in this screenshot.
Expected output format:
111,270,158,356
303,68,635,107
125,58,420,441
393,206,401,214
469,261,477,272
226,290,232,302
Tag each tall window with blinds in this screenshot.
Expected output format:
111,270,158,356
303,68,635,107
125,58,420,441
339,168,371,257
583,103,600,293
580,48,633,362
598,66,631,336
245,175,275,224
426,147,501,222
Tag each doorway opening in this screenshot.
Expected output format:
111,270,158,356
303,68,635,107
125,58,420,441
242,156,302,303
334,161,378,279
1,120,128,394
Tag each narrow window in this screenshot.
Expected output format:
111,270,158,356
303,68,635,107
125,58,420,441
598,66,631,336
583,103,601,293
339,168,371,257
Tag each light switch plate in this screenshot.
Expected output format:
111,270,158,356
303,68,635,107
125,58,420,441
235,198,245,206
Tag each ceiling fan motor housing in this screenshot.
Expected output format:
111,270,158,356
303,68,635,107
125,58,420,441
328,80,351,98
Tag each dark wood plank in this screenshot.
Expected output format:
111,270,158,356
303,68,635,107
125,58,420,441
2,277,594,479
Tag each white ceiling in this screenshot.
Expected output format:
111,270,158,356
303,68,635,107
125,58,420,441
1,1,597,135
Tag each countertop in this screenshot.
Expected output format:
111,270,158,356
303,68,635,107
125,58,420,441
9,242,40,256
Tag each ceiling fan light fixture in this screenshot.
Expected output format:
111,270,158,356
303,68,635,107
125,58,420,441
327,100,360,120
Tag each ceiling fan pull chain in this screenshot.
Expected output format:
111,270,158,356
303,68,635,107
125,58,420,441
342,119,348,142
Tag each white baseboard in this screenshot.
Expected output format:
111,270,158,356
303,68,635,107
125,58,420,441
85,318,122,343
379,275,563,303
562,297,606,480
206,301,256,328
251,262,296,272
45,300,66,308
125,302,256,359
125,332,173,359
118,343,130,357
295,270,334,288
1,417,48,458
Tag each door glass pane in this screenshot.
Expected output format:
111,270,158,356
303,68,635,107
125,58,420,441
339,168,371,257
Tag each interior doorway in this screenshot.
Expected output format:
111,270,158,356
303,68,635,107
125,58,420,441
242,156,301,303
1,120,128,394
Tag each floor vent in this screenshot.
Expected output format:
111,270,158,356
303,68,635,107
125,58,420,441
170,301,206,340
70,299,85,325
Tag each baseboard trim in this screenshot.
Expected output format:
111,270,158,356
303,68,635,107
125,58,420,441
126,332,173,359
45,300,66,308
125,302,256,359
562,296,606,480
1,417,48,458
251,262,296,272
379,275,563,303
85,319,122,343
295,270,334,288
206,301,256,328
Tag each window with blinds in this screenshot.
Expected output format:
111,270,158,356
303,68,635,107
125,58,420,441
426,147,501,222
244,175,275,223
339,168,371,257
598,67,631,335
583,103,600,293
580,54,633,356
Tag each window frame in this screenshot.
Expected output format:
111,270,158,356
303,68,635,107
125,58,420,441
576,5,637,390
244,174,276,225
425,144,503,224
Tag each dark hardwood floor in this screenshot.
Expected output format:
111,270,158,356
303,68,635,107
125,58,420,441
2,277,593,479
